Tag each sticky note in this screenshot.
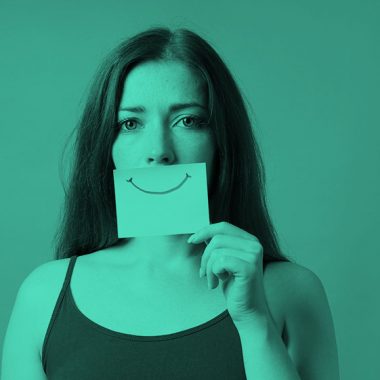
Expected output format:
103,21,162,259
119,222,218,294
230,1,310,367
113,162,210,238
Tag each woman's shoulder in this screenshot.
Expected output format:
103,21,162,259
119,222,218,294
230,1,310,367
263,260,325,324
17,256,80,321
16,257,77,360
264,260,338,377
264,260,324,298
20,257,73,294
265,260,321,282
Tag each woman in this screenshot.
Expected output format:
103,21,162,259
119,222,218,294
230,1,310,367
1,27,340,379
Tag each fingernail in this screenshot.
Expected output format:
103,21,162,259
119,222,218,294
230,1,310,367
187,235,194,243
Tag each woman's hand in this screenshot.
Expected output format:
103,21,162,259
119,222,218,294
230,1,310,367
187,221,271,327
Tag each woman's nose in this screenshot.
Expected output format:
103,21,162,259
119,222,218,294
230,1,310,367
146,127,175,165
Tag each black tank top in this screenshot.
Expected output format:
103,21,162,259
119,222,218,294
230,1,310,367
42,255,267,379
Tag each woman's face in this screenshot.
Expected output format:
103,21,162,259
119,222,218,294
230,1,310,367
112,60,217,191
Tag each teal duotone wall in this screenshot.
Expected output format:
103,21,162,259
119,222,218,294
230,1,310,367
0,1,379,379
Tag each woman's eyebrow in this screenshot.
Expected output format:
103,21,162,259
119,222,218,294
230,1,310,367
118,102,208,113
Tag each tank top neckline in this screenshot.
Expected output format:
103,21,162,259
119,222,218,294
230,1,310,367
67,255,230,342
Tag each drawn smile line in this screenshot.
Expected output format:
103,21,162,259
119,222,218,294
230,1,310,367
126,173,192,194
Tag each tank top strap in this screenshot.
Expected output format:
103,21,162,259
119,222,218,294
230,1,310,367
62,255,78,292
41,255,78,371
46,255,78,322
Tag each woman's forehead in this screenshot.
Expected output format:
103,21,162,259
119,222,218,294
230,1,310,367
119,61,207,109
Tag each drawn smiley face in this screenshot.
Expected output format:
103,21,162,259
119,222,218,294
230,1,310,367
126,173,192,195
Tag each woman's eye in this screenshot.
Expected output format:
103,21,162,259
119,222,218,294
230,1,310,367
118,115,207,133
177,116,207,128
119,119,138,132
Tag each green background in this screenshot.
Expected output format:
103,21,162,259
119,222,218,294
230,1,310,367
1,0,379,378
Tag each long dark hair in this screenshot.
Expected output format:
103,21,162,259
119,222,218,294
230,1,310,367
52,26,294,265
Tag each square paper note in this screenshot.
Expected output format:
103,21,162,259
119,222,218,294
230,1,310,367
113,162,210,238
